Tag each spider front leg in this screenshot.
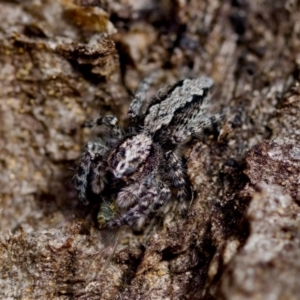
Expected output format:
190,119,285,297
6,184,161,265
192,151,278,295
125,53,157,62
128,76,153,120
107,178,171,228
164,151,189,214
191,114,222,138
128,73,158,121
83,115,122,141
73,141,107,205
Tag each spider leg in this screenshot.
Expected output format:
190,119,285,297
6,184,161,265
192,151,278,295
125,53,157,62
191,114,222,138
128,75,155,121
167,110,221,144
164,151,189,214
116,182,145,209
128,71,171,122
149,181,172,218
83,115,122,139
73,141,107,204
107,179,171,228
73,151,92,205
90,159,106,195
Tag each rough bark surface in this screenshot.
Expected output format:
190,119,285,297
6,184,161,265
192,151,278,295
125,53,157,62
0,0,300,299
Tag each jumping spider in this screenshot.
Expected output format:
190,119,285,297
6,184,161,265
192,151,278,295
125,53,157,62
73,76,219,228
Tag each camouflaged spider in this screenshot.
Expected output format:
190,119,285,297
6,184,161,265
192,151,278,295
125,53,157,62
73,76,218,228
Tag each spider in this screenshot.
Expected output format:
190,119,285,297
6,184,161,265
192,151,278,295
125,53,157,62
73,76,218,228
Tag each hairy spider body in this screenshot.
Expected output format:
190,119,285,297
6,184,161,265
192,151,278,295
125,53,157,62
73,77,217,228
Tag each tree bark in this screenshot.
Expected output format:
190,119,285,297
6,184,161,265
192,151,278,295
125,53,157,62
1,0,300,299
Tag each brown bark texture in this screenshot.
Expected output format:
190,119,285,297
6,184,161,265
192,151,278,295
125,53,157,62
0,0,300,299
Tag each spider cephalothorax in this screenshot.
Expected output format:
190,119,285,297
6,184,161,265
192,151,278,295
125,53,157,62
73,77,219,228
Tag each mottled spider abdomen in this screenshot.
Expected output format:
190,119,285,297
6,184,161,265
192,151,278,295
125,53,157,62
144,77,213,133
74,76,219,228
